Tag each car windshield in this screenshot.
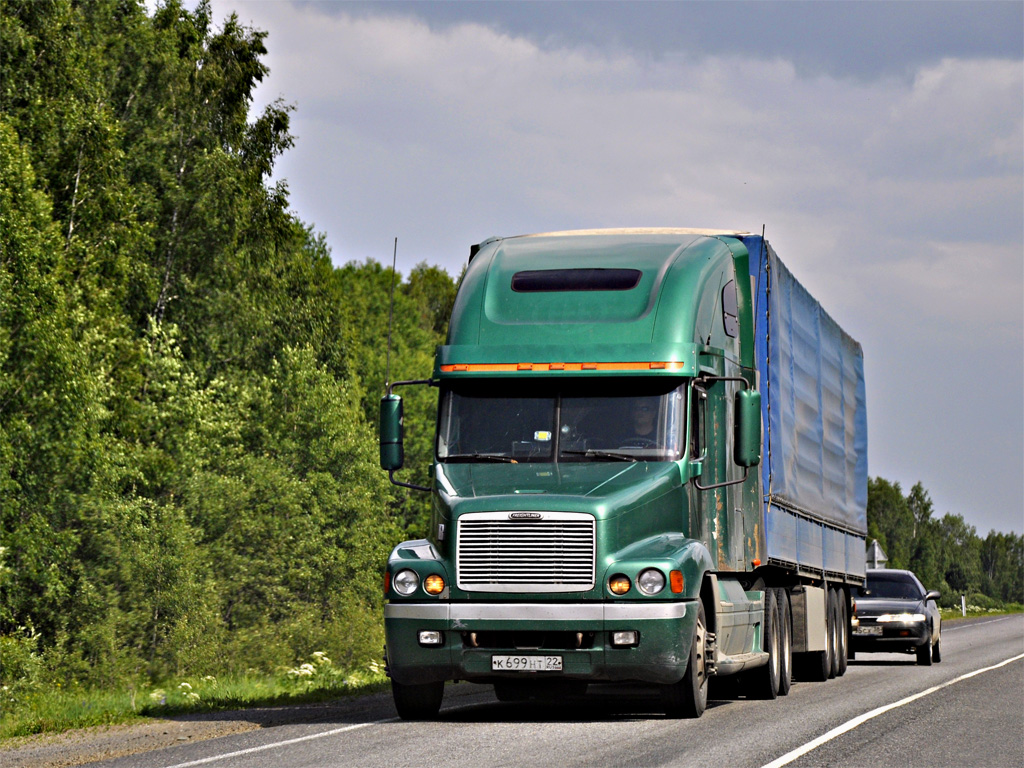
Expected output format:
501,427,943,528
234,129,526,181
437,379,685,463
859,575,923,600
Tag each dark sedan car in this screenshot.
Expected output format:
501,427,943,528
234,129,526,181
851,569,942,665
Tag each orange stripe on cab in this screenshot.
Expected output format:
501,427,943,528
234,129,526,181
439,361,686,373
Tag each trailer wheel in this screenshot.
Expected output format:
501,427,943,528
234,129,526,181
392,679,444,720
776,588,793,696
750,589,780,699
836,591,849,677
828,589,840,679
797,587,831,682
662,599,708,718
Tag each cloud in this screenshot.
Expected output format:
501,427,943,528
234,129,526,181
243,9,1020,243
224,2,1022,532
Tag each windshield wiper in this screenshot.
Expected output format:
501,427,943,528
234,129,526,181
444,453,519,463
561,449,638,462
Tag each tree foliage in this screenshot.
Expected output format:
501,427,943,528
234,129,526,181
1,1,1018,697
866,478,1022,606
0,0,453,688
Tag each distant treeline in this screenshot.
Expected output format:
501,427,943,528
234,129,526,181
866,479,1023,608
0,1,1019,696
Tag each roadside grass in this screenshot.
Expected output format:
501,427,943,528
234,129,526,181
5,606,1023,741
940,603,1024,622
0,654,389,741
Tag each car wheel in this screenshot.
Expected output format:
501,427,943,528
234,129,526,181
932,639,942,663
392,679,445,720
662,599,708,717
916,632,934,666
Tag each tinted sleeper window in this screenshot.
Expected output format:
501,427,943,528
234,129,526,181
511,269,642,292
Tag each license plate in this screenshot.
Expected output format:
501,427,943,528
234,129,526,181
854,625,882,636
491,655,563,672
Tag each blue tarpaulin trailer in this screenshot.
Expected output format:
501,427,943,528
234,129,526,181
740,234,868,582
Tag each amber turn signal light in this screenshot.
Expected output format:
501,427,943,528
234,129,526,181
424,575,446,595
609,574,631,595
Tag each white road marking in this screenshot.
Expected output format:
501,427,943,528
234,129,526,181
161,721,389,768
161,701,480,768
759,652,1024,768
944,615,1018,632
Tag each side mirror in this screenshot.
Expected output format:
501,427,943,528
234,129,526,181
734,389,762,467
924,590,940,602
380,394,405,471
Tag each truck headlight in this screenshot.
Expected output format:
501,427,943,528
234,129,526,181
637,569,666,595
393,569,420,595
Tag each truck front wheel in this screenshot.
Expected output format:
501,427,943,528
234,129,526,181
392,679,445,720
662,599,709,718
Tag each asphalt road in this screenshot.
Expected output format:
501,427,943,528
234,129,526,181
99,614,1023,768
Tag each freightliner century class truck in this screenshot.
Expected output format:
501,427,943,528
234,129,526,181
379,229,868,719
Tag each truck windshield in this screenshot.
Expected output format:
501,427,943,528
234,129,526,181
437,379,685,463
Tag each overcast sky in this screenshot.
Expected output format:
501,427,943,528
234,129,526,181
214,0,1023,536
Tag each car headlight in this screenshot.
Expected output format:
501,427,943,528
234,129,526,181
393,569,420,595
637,569,666,595
876,612,926,623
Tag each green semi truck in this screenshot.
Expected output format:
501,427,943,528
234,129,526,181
379,229,868,719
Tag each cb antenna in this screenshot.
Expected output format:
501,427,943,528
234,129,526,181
384,237,398,393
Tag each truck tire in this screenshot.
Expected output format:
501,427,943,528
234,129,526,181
392,679,444,720
827,589,839,679
776,588,793,696
662,599,708,718
750,589,780,699
797,587,831,682
836,591,849,677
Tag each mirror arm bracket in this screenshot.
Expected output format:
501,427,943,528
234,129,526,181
694,465,750,491
696,374,752,391
691,374,759,491
389,469,431,493
386,378,436,396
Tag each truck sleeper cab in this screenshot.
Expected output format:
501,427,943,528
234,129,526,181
379,229,868,719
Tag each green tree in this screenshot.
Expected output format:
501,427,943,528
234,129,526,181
866,477,914,569
980,531,1023,603
0,120,106,641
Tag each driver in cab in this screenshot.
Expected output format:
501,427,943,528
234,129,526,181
623,398,658,447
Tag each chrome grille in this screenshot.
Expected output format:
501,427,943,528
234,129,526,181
456,511,596,593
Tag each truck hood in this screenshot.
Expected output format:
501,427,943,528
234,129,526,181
435,461,680,516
